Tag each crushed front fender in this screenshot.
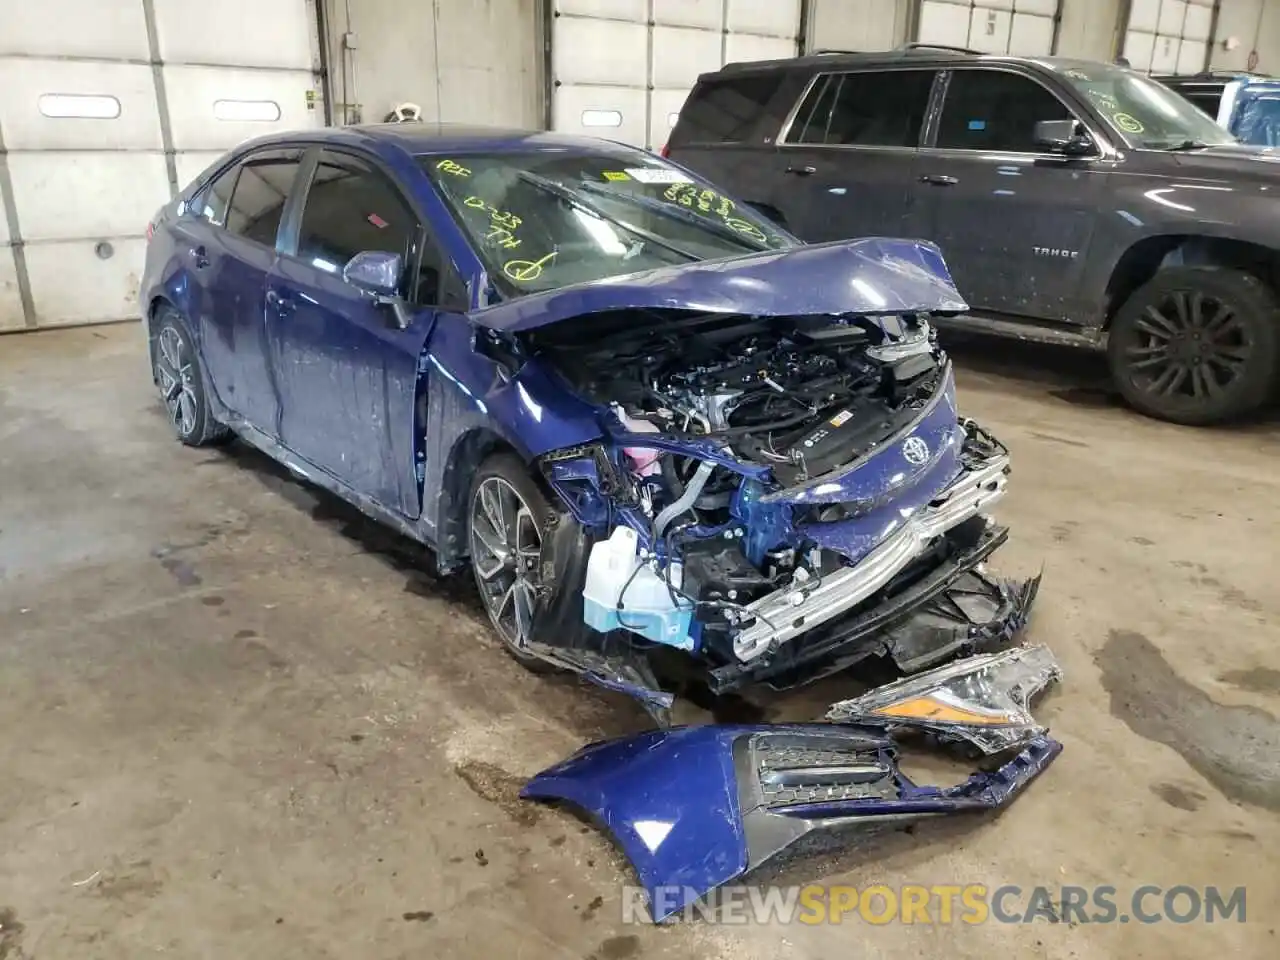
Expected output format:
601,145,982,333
520,723,1061,922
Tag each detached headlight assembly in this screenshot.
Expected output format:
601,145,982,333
825,644,1062,754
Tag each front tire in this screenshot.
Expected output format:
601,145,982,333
1107,266,1279,425
467,453,559,671
152,309,229,446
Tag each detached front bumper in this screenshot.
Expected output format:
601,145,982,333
522,723,1062,922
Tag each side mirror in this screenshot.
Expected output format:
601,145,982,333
343,249,402,296
1034,119,1094,156
342,250,411,329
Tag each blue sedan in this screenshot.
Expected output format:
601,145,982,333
140,124,1038,717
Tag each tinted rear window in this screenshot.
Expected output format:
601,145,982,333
670,73,784,145
786,70,935,148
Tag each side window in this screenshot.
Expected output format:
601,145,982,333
937,70,1074,152
296,151,442,305
787,70,935,147
226,151,303,246
671,74,785,145
197,165,239,226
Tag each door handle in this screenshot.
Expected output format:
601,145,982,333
785,164,817,176
265,288,294,317
918,174,959,186
190,245,210,268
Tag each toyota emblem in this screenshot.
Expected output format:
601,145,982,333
902,435,929,465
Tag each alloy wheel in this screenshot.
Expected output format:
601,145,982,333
470,476,543,652
1120,289,1253,402
155,326,198,438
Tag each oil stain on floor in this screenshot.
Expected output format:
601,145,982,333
1096,629,1280,811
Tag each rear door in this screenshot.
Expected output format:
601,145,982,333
184,148,303,433
664,70,798,215
915,67,1111,323
266,148,457,517
771,68,937,242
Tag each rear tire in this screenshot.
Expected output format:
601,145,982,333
152,309,230,446
1107,266,1279,425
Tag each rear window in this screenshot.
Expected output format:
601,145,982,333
1166,84,1225,119
785,70,935,148
669,73,784,145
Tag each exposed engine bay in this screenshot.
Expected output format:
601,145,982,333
542,310,939,486
513,306,1039,717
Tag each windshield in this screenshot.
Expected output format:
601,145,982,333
1046,62,1237,149
421,148,797,296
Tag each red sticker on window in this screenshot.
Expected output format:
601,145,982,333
367,213,388,228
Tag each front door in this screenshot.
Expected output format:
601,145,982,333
266,149,448,517
184,149,304,434
915,68,1110,323
770,68,937,242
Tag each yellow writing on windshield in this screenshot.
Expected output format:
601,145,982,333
602,170,631,181
436,159,471,177
663,182,735,218
503,251,558,282
463,195,523,250
1112,112,1145,133
724,218,768,244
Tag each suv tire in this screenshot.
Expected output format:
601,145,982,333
1107,266,1279,425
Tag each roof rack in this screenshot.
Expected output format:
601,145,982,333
811,48,860,55
900,42,982,56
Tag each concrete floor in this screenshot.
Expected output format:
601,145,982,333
1,324,1277,959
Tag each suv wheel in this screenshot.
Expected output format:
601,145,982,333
1107,266,1279,425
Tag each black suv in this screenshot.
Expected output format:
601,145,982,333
666,46,1280,424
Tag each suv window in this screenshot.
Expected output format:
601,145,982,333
936,70,1073,152
225,151,303,246
786,70,935,147
673,74,784,144
1166,82,1225,119
297,151,442,304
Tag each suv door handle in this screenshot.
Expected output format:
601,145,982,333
918,174,959,186
785,164,817,176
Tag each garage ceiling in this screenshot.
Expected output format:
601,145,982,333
550,0,800,149
0,0,318,331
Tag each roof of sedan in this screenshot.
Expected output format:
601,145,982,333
313,123,632,155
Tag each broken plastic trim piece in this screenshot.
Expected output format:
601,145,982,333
521,723,1062,922
825,644,1061,754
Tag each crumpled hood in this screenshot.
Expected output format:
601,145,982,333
469,237,967,334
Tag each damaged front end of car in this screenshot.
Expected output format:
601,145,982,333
471,238,1040,717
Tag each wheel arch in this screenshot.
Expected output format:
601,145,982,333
1104,234,1280,329
434,427,517,568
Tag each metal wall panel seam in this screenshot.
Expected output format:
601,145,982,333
644,0,655,149
0,52,317,73
142,0,181,197
0,118,38,329
720,0,730,65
